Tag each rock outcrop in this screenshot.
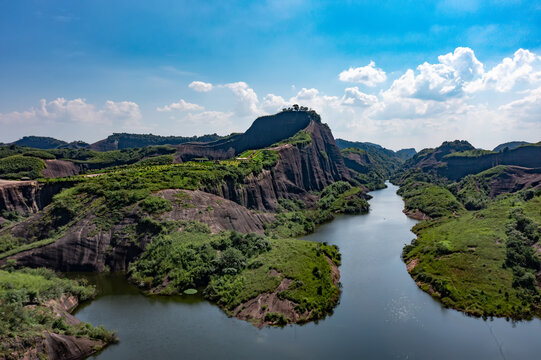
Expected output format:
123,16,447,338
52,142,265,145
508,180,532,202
180,111,350,211
7,189,275,272
0,180,75,220
404,141,541,181
41,160,80,178
175,110,316,162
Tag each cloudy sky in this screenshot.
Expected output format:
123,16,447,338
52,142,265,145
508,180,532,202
1,0,540,151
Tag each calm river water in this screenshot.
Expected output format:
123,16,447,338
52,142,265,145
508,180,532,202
75,183,541,359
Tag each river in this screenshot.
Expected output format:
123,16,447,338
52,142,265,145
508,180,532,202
75,183,541,359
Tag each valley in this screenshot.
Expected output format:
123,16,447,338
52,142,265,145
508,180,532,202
0,109,540,359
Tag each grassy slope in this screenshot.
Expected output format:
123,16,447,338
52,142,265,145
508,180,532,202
403,194,541,318
128,223,341,323
0,267,115,357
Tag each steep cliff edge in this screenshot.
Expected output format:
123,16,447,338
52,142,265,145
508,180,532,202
180,111,350,211
401,140,541,181
0,180,71,222
175,110,316,162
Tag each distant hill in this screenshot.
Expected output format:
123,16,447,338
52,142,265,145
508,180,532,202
90,133,223,151
402,140,541,181
493,141,530,152
57,141,91,149
335,139,407,189
13,136,68,149
396,148,416,160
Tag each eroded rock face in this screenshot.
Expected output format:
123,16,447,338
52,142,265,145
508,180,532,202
486,166,541,197
159,189,274,234
0,180,77,221
175,111,314,162
8,190,275,272
198,120,350,211
41,160,81,178
44,333,105,360
442,147,541,181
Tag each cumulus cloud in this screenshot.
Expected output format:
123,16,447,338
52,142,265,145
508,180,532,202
189,81,214,92
382,47,484,102
224,81,260,116
0,98,142,125
0,98,146,142
498,86,541,122
261,94,287,113
339,61,387,86
466,49,541,92
342,87,378,107
156,99,204,112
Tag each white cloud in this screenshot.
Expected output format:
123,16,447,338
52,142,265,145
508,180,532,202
498,86,541,122
466,49,541,92
382,48,484,102
0,98,145,142
0,98,142,126
339,61,387,86
342,87,378,107
224,81,260,116
156,99,204,112
189,81,214,92
261,94,287,113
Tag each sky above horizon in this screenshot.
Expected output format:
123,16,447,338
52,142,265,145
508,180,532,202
1,0,540,151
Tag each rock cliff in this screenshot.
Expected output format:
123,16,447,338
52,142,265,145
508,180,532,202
7,190,275,271
181,111,350,211
0,180,71,220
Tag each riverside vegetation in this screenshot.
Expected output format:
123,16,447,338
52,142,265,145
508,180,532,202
0,109,374,357
1,108,540,358
394,141,541,319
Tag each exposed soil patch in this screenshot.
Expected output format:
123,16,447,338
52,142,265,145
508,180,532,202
233,276,308,328
403,209,431,220
406,258,419,272
41,160,80,178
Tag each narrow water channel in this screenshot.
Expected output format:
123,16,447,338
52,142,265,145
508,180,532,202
76,183,541,359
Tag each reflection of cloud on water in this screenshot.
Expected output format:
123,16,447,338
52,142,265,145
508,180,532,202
384,295,420,324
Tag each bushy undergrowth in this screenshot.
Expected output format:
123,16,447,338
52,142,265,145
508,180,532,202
402,193,541,318
0,267,115,357
0,155,45,179
398,181,463,218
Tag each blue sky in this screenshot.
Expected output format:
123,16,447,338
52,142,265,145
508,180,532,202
1,0,540,150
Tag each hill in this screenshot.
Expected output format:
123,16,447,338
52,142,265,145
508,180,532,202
12,136,68,149
402,140,541,181
89,133,223,151
493,141,530,152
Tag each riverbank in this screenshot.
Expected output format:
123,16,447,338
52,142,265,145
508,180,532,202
401,189,541,319
74,184,541,360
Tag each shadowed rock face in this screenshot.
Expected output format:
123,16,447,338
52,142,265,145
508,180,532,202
8,190,275,272
0,180,72,220
405,141,541,181
441,146,541,181
175,110,316,162
485,166,541,197
178,111,350,211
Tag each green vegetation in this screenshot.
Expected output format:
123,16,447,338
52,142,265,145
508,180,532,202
0,267,115,357
317,181,369,214
265,182,368,238
0,155,45,179
339,144,403,190
443,149,496,158
139,195,173,215
272,129,312,147
402,192,541,318
129,222,340,322
398,181,464,218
